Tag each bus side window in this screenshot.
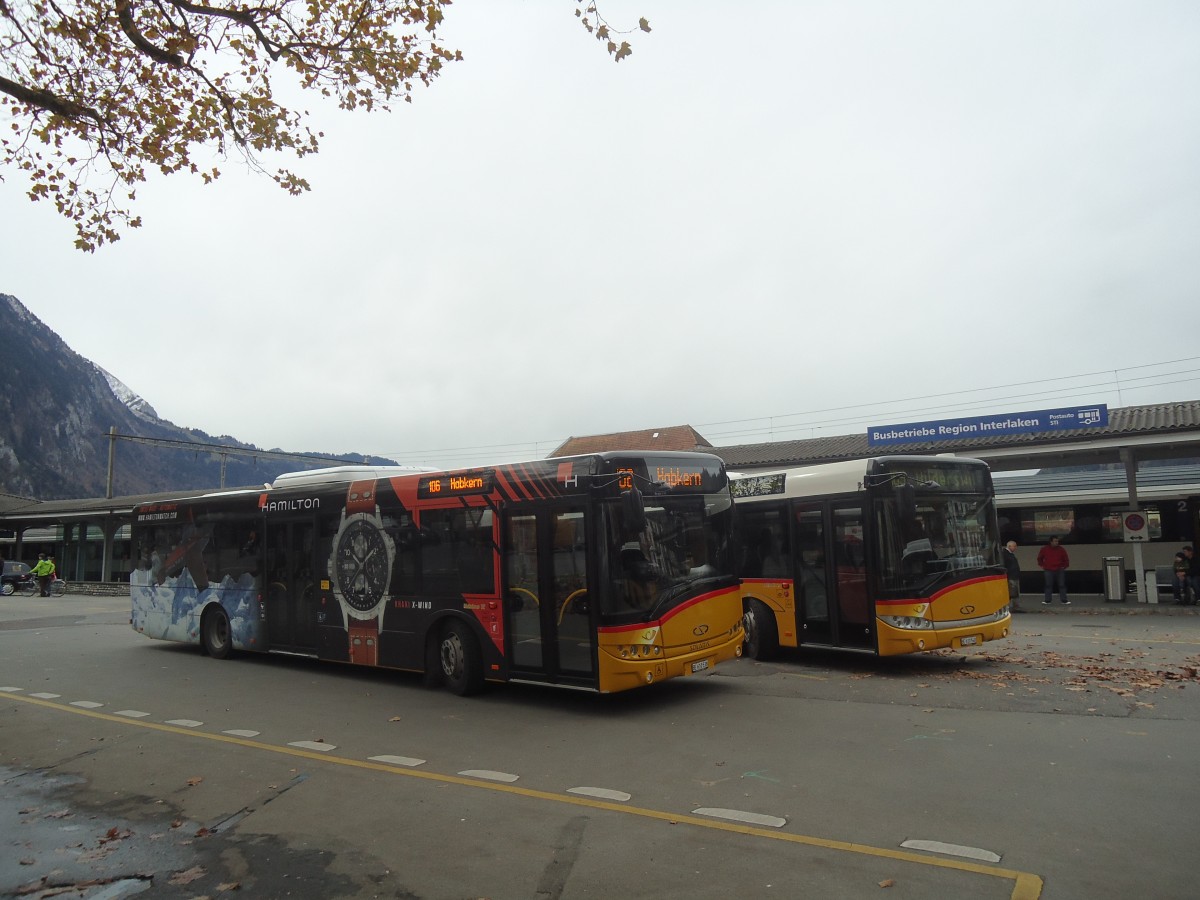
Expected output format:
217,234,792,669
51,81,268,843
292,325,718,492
736,508,788,579
404,508,495,597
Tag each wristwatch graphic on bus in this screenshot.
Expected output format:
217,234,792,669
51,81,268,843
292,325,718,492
329,479,395,666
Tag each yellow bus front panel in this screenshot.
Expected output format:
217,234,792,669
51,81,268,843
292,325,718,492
875,575,1010,656
595,587,744,693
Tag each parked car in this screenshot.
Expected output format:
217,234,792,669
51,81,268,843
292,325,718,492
1,560,35,595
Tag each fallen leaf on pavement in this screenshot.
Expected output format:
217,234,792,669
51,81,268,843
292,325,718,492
168,866,206,885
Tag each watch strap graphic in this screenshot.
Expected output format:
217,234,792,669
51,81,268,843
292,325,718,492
348,619,380,666
344,479,382,664
346,480,377,515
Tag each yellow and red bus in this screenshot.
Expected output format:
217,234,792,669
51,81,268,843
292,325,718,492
731,456,1010,657
130,451,743,694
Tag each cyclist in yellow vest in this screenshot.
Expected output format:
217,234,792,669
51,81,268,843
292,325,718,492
31,554,54,597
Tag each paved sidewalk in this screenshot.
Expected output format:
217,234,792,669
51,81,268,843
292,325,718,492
1012,590,1200,614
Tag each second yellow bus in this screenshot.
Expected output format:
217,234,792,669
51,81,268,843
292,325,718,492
731,456,1011,657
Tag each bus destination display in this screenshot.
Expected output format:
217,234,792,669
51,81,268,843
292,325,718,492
417,470,495,499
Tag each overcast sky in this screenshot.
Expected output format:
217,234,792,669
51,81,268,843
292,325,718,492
3,1,1198,469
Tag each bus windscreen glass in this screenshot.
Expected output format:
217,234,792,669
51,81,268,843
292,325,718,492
601,491,734,621
872,470,1001,594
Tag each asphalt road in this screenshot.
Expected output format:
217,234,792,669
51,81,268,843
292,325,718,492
2,594,1197,899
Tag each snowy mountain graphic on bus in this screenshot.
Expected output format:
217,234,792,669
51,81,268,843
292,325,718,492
130,567,262,649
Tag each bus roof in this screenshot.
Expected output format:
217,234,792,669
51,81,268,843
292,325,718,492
270,465,438,489
731,456,989,500
731,459,874,499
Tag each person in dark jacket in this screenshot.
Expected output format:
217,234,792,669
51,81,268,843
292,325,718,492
1003,540,1024,612
1181,546,1200,606
1037,536,1070,605
1172,549,1191,605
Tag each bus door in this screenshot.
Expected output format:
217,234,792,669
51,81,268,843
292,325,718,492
262,518,319,652
791,504,833,646
831,504,873,650
503,505,595,685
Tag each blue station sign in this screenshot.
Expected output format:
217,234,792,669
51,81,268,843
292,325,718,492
868,404,1108,447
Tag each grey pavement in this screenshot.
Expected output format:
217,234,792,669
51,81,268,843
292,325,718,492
1012,589,1199,614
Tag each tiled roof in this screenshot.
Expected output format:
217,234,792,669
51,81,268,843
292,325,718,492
550,425,713,457
712,401,1200,469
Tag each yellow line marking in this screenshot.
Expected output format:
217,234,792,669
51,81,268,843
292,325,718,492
6,692,1043,899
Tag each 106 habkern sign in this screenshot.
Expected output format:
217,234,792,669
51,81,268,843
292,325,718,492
867,405,1108,446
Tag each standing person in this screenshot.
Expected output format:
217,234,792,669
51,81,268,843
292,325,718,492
1183,546,1200,606
1003,540,1024,613
30,553,53,597
1037,536,1071,606
1173,548,1191,605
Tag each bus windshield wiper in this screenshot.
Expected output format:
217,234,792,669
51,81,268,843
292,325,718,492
646,574,734,621
645,582,692,621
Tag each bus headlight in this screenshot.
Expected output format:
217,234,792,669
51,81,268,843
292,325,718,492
617,644,662,658
880,615,934,630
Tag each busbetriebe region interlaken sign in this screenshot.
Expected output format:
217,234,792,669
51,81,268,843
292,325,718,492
867,404,1108,447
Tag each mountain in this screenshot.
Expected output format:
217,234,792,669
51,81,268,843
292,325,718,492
0,293,398,500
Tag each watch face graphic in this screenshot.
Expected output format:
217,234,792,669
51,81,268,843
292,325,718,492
335,519,391,612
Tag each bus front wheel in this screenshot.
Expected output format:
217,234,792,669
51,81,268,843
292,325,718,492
743,598,779,661
438,621,484,696
201,606,233,660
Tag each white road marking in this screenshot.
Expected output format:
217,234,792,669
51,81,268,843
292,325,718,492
223,729,260,738
70,701,103,708
0,687,23,693
30,693,60,699
115,710,150,718
901,839,1001,863
369,755,427,767
568,787,631,802
458,769,519,783
165,719,203,727
693,807,787,828
289,741,336,752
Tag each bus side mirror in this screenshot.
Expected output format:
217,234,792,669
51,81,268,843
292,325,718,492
622,486,646,534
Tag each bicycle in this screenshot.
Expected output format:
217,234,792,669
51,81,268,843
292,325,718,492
14,575,65,597
5,578,39,597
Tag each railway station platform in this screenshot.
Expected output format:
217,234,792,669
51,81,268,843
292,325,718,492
1014,592,1200,613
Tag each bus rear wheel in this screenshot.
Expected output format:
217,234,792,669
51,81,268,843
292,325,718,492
743,598,779,661
438,621,483,696
201,605,233,660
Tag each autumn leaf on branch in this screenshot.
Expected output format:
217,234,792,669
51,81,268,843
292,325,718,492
574,3,651,62
1,1,648,251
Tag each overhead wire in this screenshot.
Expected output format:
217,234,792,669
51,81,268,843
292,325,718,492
375,358,1200,467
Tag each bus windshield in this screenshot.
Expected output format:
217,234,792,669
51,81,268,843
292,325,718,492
602,491,734,621
874,487,1001,594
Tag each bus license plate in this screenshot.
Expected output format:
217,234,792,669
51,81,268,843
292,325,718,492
691,659,709,673
960,635,979,647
